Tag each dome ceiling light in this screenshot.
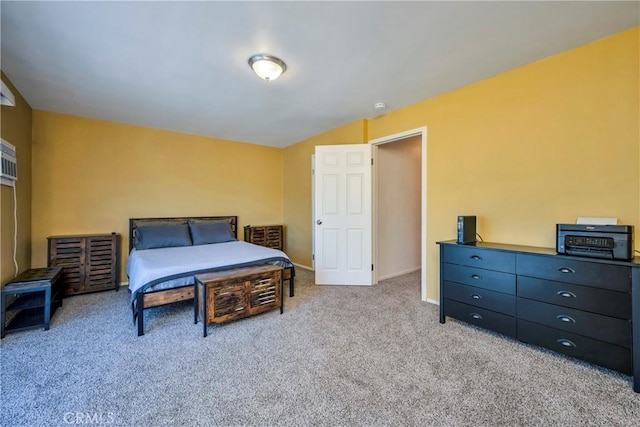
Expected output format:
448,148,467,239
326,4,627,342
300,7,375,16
248,54,287,81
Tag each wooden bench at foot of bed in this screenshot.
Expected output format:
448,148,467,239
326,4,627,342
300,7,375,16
135,267,294,336
194,265,284,337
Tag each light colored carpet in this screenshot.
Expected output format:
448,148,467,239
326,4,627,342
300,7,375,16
1,268,638,426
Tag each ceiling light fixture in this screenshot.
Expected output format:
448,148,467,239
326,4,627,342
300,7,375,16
248,54,287,81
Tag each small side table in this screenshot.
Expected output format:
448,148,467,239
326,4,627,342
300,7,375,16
1,267,64,338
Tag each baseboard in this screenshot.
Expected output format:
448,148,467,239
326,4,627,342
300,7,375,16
120,281,129,288
426,298,439,306
377,266,420,282
293,263,313,271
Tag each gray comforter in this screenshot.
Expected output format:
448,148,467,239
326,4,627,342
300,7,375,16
126,240,293,302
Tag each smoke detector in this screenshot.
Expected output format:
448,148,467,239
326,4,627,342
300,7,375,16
374,102,386,111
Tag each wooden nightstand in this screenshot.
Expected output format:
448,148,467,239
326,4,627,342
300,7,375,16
243,225,284,251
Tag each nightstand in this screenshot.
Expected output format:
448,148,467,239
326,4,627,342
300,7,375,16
243,225,284,251
1,266,64,338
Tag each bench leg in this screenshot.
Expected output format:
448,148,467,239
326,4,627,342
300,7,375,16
137,293,144,336
194,282,198,325
43,287,51,331
1,292,7,339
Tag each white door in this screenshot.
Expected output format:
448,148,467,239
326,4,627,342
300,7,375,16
314,144,372,286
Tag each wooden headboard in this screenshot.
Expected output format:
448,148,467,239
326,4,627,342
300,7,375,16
128,216,238,252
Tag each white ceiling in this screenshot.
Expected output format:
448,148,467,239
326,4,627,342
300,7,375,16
1,1,638,148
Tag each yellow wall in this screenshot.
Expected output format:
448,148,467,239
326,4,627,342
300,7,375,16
31,112,284,282
282,27,639,301
0,72,32,284
367,27,639,300
282,119,367,266
14,26,640,304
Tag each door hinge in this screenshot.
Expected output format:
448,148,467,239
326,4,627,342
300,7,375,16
371,264,374,271
371,158,374,165
312,254,315,261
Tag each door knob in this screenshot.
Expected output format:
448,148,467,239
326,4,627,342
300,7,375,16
316,220,322,225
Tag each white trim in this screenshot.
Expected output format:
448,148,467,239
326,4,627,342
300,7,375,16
369,126,427,302
369,128,425,145
310,155,315,271
293,262,313,271
120,281,129,288
426,298,439,306
377,266,421,282
371,144,379,285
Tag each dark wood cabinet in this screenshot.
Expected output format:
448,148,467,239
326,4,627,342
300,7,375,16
438,240,640,393
244,225,284,251
48,233,120,296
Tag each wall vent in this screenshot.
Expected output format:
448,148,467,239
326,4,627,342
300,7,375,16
1,139,18,185
0,80,16,107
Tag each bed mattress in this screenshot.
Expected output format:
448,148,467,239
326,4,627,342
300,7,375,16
127,240,293,301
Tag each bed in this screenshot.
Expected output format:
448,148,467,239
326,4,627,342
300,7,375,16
127,216,295,336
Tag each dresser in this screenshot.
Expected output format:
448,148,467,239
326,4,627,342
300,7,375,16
437,240,640,393
48,233,120,296
244,225,284,251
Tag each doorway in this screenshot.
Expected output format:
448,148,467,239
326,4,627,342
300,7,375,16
370,127,427,301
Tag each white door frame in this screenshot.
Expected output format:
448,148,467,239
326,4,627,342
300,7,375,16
369,127,428,302
311,155,316,271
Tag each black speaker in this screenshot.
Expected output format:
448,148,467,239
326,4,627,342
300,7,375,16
457,216,477,244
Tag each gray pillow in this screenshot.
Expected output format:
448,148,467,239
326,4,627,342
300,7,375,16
134,224,192,250
189,220,236,245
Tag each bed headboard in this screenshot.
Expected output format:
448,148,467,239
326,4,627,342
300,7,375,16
128,216,238,252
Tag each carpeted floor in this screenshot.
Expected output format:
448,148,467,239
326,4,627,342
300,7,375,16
1,268,638,426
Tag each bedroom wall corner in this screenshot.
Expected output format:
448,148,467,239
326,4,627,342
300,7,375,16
0,72,32,285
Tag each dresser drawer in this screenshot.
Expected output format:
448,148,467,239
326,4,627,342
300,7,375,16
517,276,631,319
444,299,516,338
443,245,515,273
517,298,631,348
516,254,630,292
443,263,515,295
517,320,632,374
444,282,516,316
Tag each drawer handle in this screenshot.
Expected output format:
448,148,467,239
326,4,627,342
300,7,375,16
471,274,481,280
557,290,576,299
557,339,576,348
470,313,483,320
558,267,575,274
556,315,576,323
470,255,482,260
470,294,482,300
